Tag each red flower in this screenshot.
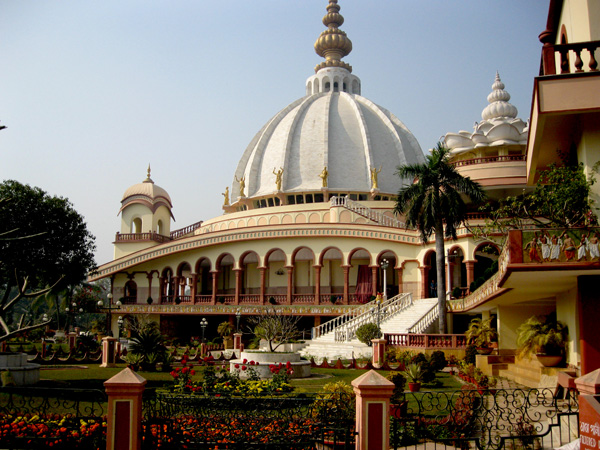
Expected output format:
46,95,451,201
243,359,248,364
234,364,240,369
241,365,247,371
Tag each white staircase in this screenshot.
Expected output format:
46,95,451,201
330,196,409,228
300,297,438,360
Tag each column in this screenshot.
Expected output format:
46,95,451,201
234,268,242,305
259,267,267,304
352,370,395,450
465,261,476,291
104,368,146,450
419,266,429,299
371,266,378,296
286,266,294,304
172,276,180,301
100,336,118,368
578,276,600,374
158,276,164,304
211,271,218,305
342,265,350,304
314,265,321,305
395,267,403,293
371,339,387,369
191,272,198,303
146,272,154,304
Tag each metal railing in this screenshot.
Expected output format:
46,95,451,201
407,302,439,334
311,292,413,342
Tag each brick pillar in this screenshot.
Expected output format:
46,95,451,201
233,332,243,354
200,343,207,356
314,265,321,305
342,265,350,304
419,266,429,299
352,370,395,450
104,368,146,450
371,339,387,369
465,261,476,290
100,337,118,368
234,268,242,305
191,272,198,303
67,332,77,350
576,369,600,450
396,267,403,294
146,272,154,304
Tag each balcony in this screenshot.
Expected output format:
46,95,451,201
115,231,171,244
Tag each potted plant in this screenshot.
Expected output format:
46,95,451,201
402,363,423,392
516,312,568,367
465,317,497,354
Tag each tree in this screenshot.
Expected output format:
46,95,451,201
248,308,301,352
475,163,596,239
0,181,96,342
394,144,485,333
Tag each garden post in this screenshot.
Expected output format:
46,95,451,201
352,370,394,450
67,332,77,350
233,332,243,352
371,338,386,368
100,336,118,368
575,369,600,450
104,368,146,450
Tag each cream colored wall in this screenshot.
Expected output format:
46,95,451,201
244,263,260,290
556,287,580,367
577,115,600,216
114,242,160,260
153,205,172,235
121,204,153,234
294,260,313,287
402,260,420,299
497,303,556,350
267,261,287,287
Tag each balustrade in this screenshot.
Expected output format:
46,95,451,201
121,296,137,305
291,294,314,304
239,294,261,304
384,333,467,349
216,294,235,305
194,295,213,304
453,154,526,167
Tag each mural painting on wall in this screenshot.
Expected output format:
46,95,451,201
523,229,600,263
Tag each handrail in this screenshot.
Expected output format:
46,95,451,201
407,302,438,334
453,154,526,167
541,40,600,76
170,220,203,240
115,231,171,243
311,292,413,342
330,196,408,229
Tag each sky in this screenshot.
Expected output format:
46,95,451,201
0,1,549,265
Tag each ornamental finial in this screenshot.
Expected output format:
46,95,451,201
314,0,353,73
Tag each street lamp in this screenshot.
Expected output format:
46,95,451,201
380,258,389,301
97,293,122,336
117,316,124,339
235,309,241,332
200,317,208,343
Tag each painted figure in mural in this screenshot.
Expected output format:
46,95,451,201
578,233,589,261
319,166,329,188
235,175,246,197
222,186,230,206
540,231,551,261
273,167,284,191
370,166,382,190
589,232,600,259
562,232,576,261
550,232,563,261
525,231,541,263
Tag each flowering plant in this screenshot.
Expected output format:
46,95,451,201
169,354,199,393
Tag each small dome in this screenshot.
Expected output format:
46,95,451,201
119,166,173,216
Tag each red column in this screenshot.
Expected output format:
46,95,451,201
104,368,146,450
396,267,403,294
100,337,118,368
575,369,600,450
158,276,164,303
465,261,476,291
191,273,198,303
234,268,242,305
211,271,218,305
371,338,387,369
146,272,154,304
259,267,267,304
286,266,293,304
314,265,321,305
371,266,378,296
342,265,350,304
578,276,600,374
419,266,429,299
352,370,395,450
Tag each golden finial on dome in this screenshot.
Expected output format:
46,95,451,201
314,0,353,73
144,164,154,183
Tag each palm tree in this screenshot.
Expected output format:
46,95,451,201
395,143,485,333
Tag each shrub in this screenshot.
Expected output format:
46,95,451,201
411,353,435,383
430,351,447,372
387,372,407,401
355,323,381,346
464,344,477,364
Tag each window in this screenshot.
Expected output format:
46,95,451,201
306,194,313,203
296,195,304,204
333,82,339,92
274,197,281,206
260,199,267,208
350,194,358,201
359,194,368,201
287,195,296,205
267,197,274,207
314,193,324,203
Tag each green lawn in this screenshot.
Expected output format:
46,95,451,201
38,364,462,394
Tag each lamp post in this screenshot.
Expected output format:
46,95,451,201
200,317,208,344
235,309,241,332
380,258,389,301
97,293,122,336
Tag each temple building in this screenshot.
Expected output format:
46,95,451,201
91,0,600,383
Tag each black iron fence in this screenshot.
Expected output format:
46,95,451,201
141,388,356,449
390,387,579,450
0,386,107,449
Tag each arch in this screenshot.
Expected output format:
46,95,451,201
306,80,312,96
132,217,142,234
194,257,212,297
473,242,500,284
265,248,287,298
237,219,245,228
323,76,331,92
216,253,235,301
423,250,438,299
377,250,399,298
319,247,344,302
228,221,235,229
220,222,227,231
157,219,164,235
314,78,320,94
160,267,175,303
269,216,279,225
447,246,466,296
339,210,352,222
258,217,268,226
295,213,306,224
349,248,373,303
247,218,256,227
309,213,321,223
176,262,193,300
291,246,315,300
124,279,137,303
352,79,360,94
348,248,372,266
240,251,260,296
282,214,293,224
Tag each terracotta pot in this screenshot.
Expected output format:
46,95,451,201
536,354,563,367
390,401,407,418
408,382,421,392
476,347,493,355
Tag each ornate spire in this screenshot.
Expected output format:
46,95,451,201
144,164,154,183
481,72,518,120
314,0,353,73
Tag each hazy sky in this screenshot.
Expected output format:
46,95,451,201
1,1,548,264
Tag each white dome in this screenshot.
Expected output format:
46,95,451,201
231,86,424,199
